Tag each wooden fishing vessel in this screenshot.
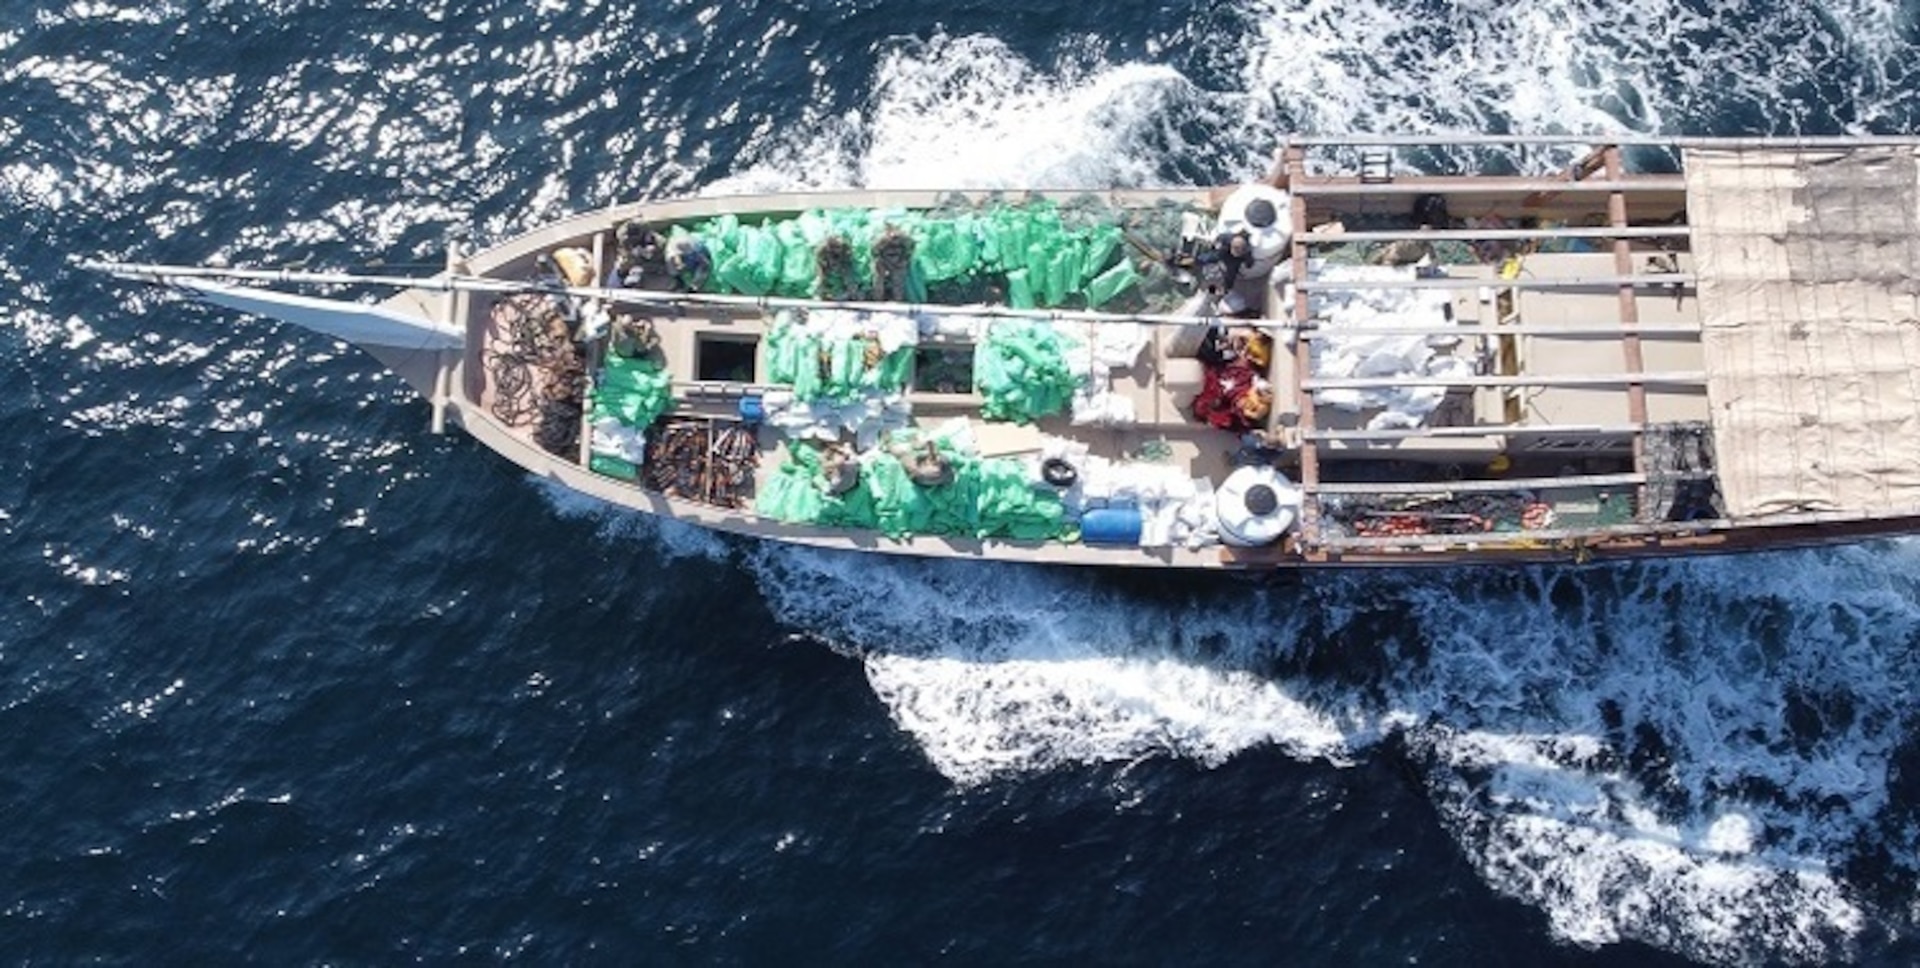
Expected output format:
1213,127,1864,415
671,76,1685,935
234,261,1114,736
91,134,1920,568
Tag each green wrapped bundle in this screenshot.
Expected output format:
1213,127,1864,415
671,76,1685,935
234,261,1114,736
914,216,982,282
973,320,1083,424
680,200,1130,309
1083,227,1123,284
762,315,914,403
973,457,1068,541
591,354,673,430
776,219,818,296
754,440,1071,541
755,443,879,530
754,446,830,524
1005,268,1036,309
763,322,822,399
588,453,640,481
1084,258,1140,307
1045,241,1081,308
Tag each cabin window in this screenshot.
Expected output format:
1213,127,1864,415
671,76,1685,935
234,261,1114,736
696,334,759,383
913,346,974,394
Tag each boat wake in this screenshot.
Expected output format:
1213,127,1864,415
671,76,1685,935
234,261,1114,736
737,537,1920,965
536,474,1920,965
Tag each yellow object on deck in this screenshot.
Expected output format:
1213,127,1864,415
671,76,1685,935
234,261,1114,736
552,247,595,288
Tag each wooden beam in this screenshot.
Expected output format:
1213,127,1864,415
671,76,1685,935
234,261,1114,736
1285,145,1322,543
1289,177,1685,197
1311,471,1653,496
1283,134,1920,148
1307,511,1734,553
1307,423,1643,442
1297,274,1696,292
1296,225,1691,244
1303,371,1706,391
1298,322,1700,339
1605,146,1652,516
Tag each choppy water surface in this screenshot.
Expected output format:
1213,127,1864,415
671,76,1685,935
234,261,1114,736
5,1,1920,963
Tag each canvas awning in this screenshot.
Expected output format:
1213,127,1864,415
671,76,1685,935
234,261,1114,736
1685,146,1920,518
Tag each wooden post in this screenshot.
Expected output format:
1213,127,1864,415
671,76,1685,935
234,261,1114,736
1605,145,1651,513
1286,145,1321,548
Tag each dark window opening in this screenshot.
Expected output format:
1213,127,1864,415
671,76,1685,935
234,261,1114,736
913,346,974,394
696,336,759,383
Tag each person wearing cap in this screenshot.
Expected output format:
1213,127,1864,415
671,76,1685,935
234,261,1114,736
616,219,663,264
1209,230,1255,295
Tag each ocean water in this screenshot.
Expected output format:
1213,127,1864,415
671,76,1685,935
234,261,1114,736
6,1,1920,963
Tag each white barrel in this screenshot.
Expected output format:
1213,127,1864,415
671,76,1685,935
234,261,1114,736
1215,465,1300,547
1213,184,1292,278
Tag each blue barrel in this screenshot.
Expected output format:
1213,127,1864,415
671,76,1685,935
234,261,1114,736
737,395,765,423
1080,506,1144,546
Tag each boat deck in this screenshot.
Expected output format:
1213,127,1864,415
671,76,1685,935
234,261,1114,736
435,137,1920,567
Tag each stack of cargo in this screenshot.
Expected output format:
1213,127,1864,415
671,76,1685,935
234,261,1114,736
671,200,1139,310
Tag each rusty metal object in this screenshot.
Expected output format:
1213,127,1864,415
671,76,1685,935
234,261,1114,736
642,418,758,509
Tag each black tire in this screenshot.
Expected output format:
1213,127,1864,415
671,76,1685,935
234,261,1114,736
1041,457,1079,488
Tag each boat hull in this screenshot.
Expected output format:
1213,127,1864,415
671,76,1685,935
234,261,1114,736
109,136,1920,570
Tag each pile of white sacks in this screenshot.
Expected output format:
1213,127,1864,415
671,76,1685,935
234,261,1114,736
589,416,648,465
1060,321,1151,427
1302,262,1472,430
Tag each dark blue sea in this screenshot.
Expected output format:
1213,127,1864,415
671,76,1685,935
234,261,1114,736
6,1,1920,963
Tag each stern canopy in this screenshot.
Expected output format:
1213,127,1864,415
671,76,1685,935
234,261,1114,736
1687,146,1920,518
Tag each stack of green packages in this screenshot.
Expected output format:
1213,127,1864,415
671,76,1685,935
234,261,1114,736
755,435,1072,541
677,200,1138,309
761,314,914,403
586,354,672,479
592,353,673,428
973,320,1082,424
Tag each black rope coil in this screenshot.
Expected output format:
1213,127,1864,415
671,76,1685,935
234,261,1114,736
485,294,584,457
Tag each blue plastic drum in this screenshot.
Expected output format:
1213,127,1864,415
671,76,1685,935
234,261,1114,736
1080,506,1144,546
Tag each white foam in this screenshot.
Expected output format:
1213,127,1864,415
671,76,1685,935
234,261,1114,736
1251,0,1647,141
866,652,1347,786
748,544,1349,784
741,532,1920,960
708,34,1205,194
1423,726,1865,961
1243,0,1918,163
1362,543,1920,961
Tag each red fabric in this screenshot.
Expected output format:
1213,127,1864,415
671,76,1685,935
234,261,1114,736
1190,361,1266,431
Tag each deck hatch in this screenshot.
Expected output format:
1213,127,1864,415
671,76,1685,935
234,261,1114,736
695,333,760,383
